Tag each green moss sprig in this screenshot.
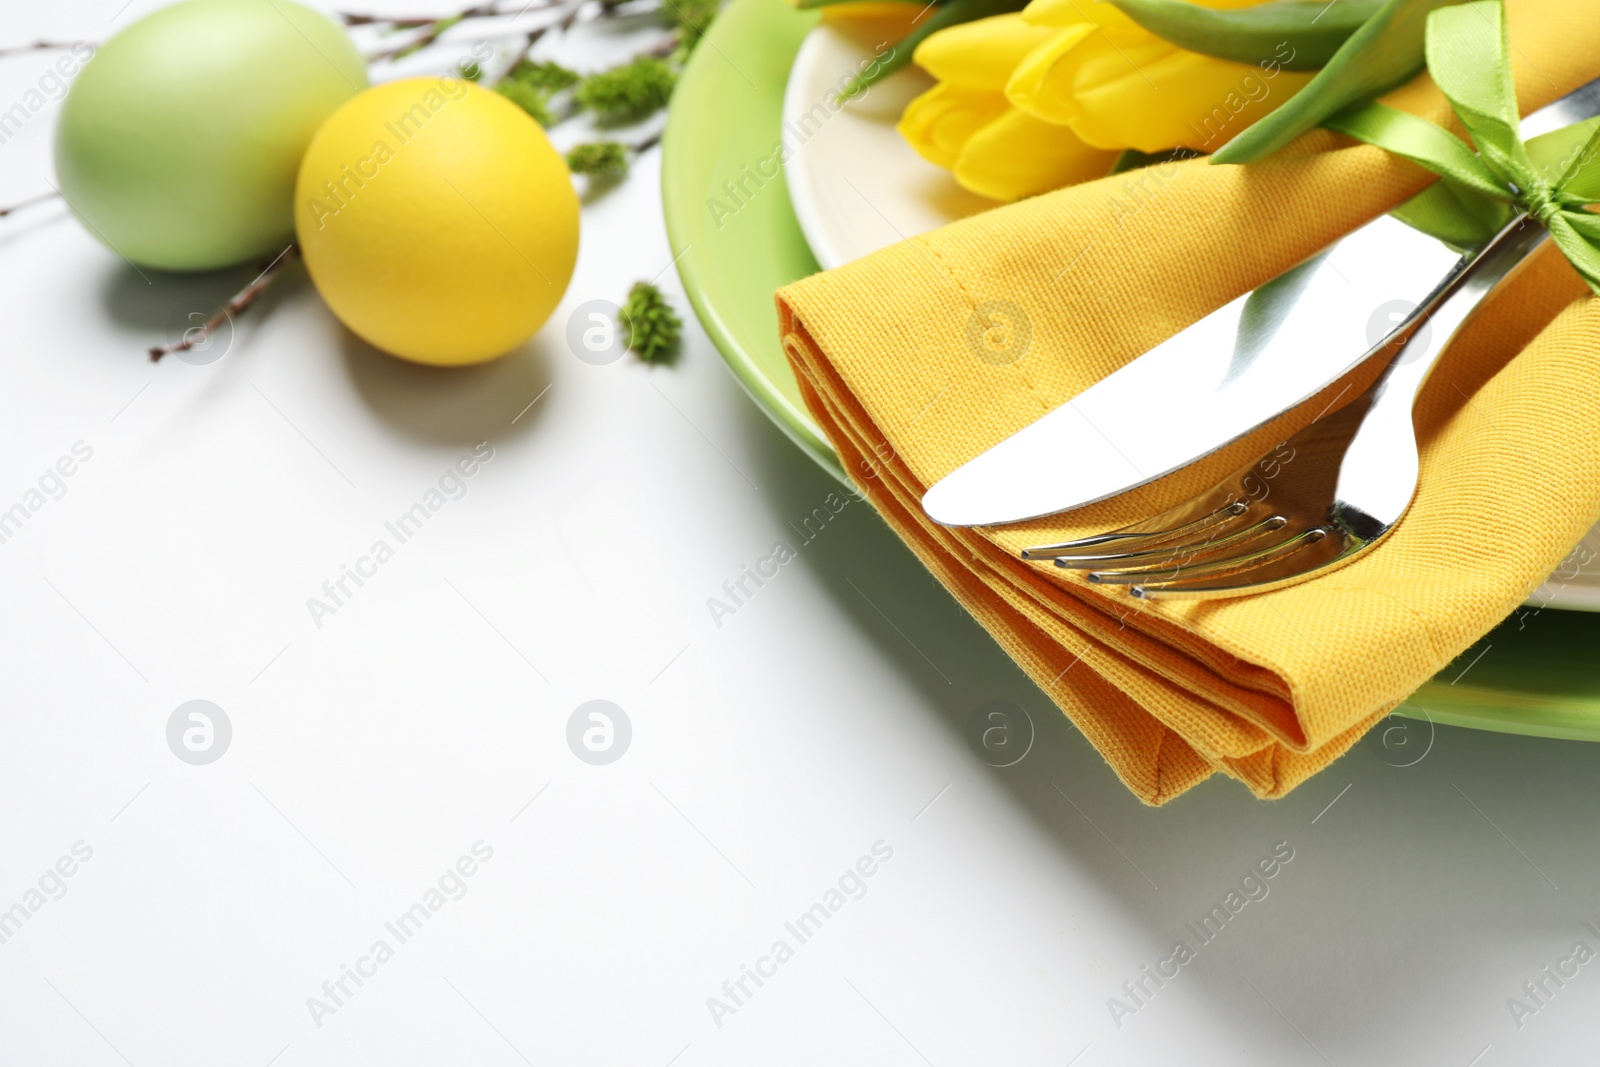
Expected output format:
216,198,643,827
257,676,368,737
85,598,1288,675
620,281,681,364
565,140,630,175
507,57,581,94
496,57,581,125
574,57,677,125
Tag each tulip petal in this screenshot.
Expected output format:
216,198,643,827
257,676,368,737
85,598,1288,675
953,106,1118,200
899,84,1013,168
1072,49,1312,152
1021,0,1147,40
1008,28,1169,131
914,13,1060,89
1063,108,1127,151
1004,25,1094,124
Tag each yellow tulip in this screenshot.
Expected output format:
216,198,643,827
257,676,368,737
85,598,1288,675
898,0,1315,201
954,105,1121,201
898,84,1011,169
913,11,1058,89
899,15,1115,200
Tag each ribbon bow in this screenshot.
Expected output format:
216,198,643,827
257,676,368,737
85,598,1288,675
1325,0,1600,292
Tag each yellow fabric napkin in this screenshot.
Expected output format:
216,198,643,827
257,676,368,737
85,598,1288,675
778,0,1600,804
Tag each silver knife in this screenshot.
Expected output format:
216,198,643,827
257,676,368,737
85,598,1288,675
921,76,1600,528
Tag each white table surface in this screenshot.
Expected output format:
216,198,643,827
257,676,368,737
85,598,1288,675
3,4,1600,1065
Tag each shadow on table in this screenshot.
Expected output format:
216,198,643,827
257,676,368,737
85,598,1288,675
337,328,556,447
98,255,306,365
98,258,558,451
736,391,1600,1063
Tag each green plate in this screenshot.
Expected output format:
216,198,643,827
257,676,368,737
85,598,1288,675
661,0,840,481
660,0,1600,740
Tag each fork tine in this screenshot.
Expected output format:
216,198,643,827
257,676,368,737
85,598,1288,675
1123,500,1398,598
1052,515,1287,569
1088,526,1331,589
1020,500,1250,559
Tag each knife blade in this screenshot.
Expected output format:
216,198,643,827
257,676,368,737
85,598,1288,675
921,76,1600,528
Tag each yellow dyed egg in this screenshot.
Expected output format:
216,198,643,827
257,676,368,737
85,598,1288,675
295,77,579,366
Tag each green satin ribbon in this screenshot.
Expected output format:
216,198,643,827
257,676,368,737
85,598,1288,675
1325,0,1600,292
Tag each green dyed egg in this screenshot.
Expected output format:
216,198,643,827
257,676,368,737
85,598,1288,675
55,0,367,271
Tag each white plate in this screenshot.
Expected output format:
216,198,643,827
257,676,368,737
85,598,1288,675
781,25,1600,611
781,25,991,270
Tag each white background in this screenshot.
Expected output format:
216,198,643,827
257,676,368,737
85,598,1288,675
2,3,1599,1065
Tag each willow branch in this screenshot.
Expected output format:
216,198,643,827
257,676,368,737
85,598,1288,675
338,5,500,27
0,190,61,218
0,40,91,58
149,245,298,362
339,0,578,32
512,0,589,61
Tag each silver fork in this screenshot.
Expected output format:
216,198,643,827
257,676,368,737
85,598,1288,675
1019,214,1551,599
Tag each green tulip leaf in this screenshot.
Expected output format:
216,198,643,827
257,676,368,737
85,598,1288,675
1211,0,1464,165
1106,0,1385,71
